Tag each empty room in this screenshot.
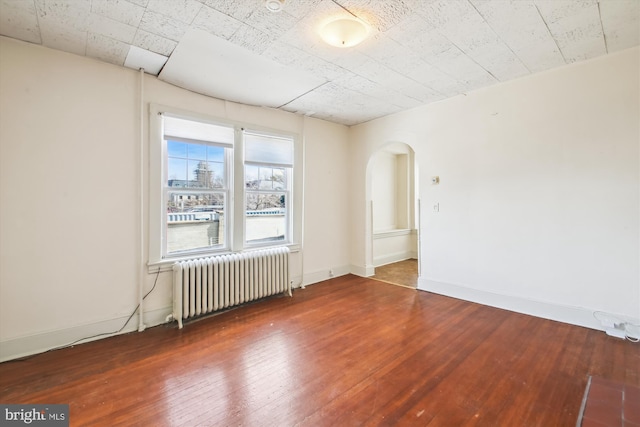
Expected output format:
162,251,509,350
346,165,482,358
0,0,638,426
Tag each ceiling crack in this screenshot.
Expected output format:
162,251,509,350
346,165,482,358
468,0,531,74
597,1,608,54
535,3,567,64
277,81,329,109
330,0,360,19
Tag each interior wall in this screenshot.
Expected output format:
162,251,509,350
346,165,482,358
395,154,409,230
350,47,640,329
301,116,352,283
0,37,351,361
371,151,397,231
370,145,418,267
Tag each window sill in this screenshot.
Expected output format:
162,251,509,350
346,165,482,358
147,243,301,273
373,229,416,239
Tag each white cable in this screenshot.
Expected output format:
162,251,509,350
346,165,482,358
593,310,640,343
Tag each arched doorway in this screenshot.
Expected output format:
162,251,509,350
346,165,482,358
366,142,420,288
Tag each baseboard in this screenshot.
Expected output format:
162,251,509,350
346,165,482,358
350,264,375,277
0,306,172,362
9,276,611,361
0,267,351,362
302,265,351,286
418,278,603,331
373,251,417,267
290,274,303,289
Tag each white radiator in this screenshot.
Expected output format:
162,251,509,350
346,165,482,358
172,247,290,328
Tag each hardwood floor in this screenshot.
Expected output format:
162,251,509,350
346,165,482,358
372,259,418,288
1,275,638,426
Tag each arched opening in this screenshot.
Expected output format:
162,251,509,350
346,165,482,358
366,142,420,288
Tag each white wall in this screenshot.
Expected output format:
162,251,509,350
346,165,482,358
0,37,351,361
301,117,352,283
350,47,640,329
2,36,637,361
370,146,417,266
371,151,397,231
372,230,417,267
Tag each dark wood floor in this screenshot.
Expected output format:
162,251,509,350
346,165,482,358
1,275,638,426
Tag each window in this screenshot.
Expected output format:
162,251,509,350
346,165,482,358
149,105,301,265
244,132,293,245
162,116,233,257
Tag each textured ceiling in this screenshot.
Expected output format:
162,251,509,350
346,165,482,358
1,0,638,126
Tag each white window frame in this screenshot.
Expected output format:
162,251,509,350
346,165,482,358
243,130,293,248
148,104,302,268
163,139,232,256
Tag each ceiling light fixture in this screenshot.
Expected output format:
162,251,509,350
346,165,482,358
320,17,369,48
265,0,284,12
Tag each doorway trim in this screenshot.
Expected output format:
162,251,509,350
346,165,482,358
365,141,420,280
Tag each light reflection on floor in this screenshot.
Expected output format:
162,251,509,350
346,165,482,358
163,326,296,426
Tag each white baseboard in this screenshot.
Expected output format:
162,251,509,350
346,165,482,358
290,274,303,289
350,264,375,277
0,306,173,362
373,251,417,267
418,278,603,331
0,266,352,362
11,275,610,362
302,265,351,286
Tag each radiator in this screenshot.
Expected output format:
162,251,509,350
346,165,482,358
172,247,291,328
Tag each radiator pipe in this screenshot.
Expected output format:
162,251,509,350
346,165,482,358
417,198,422,279
138,67,146,333
299,115,307,289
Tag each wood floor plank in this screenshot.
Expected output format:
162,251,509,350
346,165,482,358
1,275,638,426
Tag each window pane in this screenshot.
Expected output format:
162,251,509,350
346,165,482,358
167,192,225,253
208,162,224,188
167,140,187,157
259,167,273,190
168,158,187,184
246,192,284,211
188,144,207,161
245,165,259,189
168,141,226,190
189,160,220,188
256,167,286,190
208,145,224,162
245,166,287,190
271,168,285,190
245,193,286,244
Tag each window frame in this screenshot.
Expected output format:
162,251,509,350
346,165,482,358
148,104,302,268
242,129,294,248
163,138,232,256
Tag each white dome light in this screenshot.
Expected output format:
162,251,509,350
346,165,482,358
320,18,369,48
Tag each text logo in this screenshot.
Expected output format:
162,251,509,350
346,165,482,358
1,405,68,426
